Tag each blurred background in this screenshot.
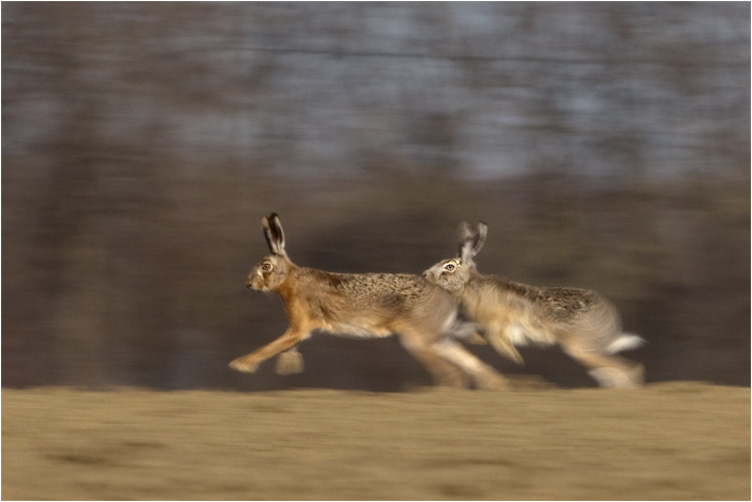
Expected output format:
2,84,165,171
3,2,749,391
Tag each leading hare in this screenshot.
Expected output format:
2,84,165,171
229,213,506,390
423,221,645,388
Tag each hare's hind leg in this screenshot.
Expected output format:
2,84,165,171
564,347,644,388
433,338,509,390
398,333,470,388
229,329,310,373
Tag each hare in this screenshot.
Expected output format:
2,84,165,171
423,221,645,388
229,213,507,390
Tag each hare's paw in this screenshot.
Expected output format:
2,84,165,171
435,366,471,389
475,372,510,391
589,365,644,388
629,363,645,387
275,349,304,375
229,357,260,373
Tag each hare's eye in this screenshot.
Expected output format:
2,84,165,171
261,262,272,271
444,263,456,272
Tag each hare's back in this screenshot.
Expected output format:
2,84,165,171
487,276,607,321
314,271,457,333
304,269,450,310
538,286,606,321
336,272,442,304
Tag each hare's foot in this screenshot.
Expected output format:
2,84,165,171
434,364,472,389
229,357,260,373
588,363,644,388
416,351,471,389
473,370,509,391
629,363,645,386
275,348,304,375
568,348,644,388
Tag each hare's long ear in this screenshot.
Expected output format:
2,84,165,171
474,222,488,255
457,221,473,258
458,221,487,264
261,213,287,257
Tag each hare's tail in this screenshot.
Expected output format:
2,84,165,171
605,333,645,355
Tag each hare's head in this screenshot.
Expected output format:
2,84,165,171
247,213,294,292
423,221,487,292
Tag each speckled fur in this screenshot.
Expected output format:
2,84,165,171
229,214,506,390
423,221,645,388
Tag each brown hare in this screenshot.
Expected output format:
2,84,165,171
229,213,507,390
423,221,645,388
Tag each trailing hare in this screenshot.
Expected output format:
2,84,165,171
229,213,506,390
423,221,645,388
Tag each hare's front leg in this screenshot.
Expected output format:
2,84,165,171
229,329,310,373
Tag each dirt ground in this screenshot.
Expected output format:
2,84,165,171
2,381,749,501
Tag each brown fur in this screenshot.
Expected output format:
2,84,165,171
424,221,645,388
229,213,506,390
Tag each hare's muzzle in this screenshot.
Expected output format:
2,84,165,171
246,272,259,289
247,268,266,291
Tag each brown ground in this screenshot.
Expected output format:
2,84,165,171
2,381,749,501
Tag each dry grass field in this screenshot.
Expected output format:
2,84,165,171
2,381,749,500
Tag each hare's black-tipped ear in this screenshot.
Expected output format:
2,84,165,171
458,220,487,263
261,215,276,254
261,213,287,256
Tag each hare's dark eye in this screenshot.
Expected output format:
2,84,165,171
444,263,456,272
261,262,272,271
